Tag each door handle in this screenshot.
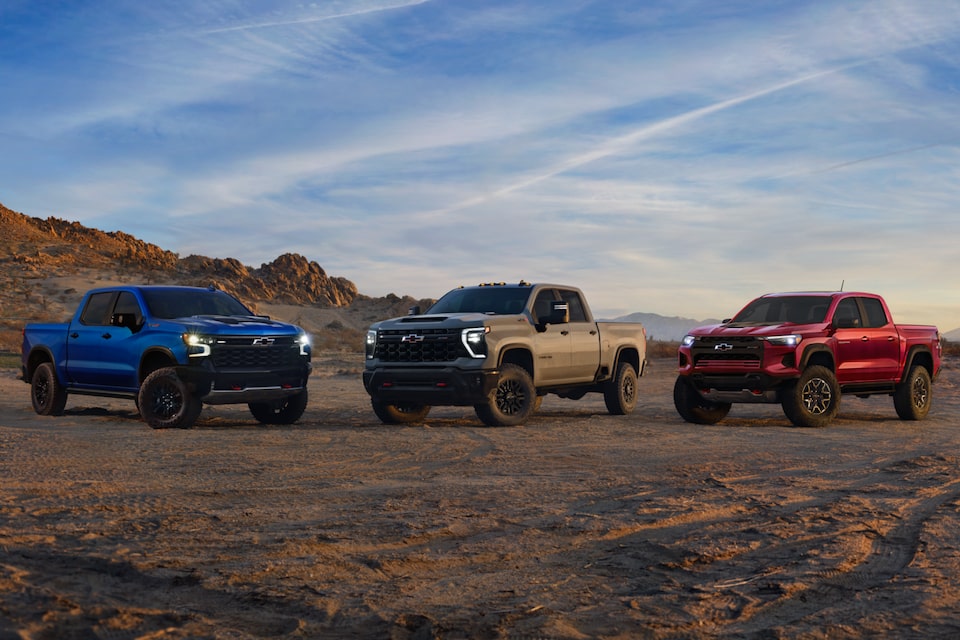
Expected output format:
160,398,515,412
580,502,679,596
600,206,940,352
560,330,569,336
860,336,869,342
70,332,79,339
101,333,112,340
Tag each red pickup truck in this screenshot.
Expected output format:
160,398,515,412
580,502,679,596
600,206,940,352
675,291,942,427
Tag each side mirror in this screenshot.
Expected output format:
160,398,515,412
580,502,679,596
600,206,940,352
547,301,570,325
408,305,421,316
111,313,141,331
833,315,861,329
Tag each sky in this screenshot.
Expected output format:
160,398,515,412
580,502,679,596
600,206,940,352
2,0,959,331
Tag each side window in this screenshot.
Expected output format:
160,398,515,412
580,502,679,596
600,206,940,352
834,298,862,328
532,290,556,324
114,291,144,325
79,292,117,326
859,297,889,329
559,290,588,323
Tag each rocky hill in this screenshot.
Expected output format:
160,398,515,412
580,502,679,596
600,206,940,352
0,203,429,352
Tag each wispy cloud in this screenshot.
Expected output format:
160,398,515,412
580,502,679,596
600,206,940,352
196,0,432,35
2,0,960,329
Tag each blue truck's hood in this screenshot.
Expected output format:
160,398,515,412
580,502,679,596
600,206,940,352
171,315,302,335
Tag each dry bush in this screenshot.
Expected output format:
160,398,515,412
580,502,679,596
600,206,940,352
647,340,680,359
312,324,366,353
942,339,960,358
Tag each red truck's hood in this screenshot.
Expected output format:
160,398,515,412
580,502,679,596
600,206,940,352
689,322,826,337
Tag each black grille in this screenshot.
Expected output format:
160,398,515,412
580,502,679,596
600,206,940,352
210,336,304,369
691,336,763,366
375,328,469,362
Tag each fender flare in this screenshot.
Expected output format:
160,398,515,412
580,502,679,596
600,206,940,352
25,346,60,382
901,345,934,383
798,343,835,371
610,346,644,380
137,347,182,383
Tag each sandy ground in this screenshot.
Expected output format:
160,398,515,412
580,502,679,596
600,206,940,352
2,356,960,639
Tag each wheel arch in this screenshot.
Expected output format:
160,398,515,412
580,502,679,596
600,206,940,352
902,346,935,382
26,347,58,382
799,345,835,371
138,347,179,384
499,347,534,379
614,346,642,376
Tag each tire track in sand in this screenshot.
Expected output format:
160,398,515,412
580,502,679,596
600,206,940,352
721,471,960,636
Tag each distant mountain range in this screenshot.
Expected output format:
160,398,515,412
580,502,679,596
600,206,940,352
2,201,956,350
609,312,721,343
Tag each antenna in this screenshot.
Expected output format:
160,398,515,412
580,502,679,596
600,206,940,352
840,280,844,291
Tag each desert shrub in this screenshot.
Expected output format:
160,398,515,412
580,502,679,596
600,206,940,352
648,340,680,359
312,325,365,353
942,339,960,357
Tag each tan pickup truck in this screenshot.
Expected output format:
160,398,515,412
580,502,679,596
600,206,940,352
363,281,647,426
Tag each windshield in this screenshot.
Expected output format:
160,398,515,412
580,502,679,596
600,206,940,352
731,295,831,325
427,287,532,315
142,288,254,319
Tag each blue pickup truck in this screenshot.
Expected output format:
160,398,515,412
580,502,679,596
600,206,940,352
21,285,312,429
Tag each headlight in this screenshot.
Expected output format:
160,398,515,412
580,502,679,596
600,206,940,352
183,333,214,357
366,330,378,359
681,335,696,347
461,327,489,358
763,334,802,347
298,333,312,356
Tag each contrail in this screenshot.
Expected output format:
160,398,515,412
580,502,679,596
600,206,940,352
199,0,430,35
807,143,942,174
429,61,870,216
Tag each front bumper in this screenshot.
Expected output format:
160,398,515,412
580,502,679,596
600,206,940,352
363,366,499,406
177,363,312,405
681,370,797,404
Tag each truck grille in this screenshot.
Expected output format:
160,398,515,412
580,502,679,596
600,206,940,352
692,336,762,368
210,336,305,369
375,328,469,362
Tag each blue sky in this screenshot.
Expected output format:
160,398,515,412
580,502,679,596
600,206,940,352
2,0,959,330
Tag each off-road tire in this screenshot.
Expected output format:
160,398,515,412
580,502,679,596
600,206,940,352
249,389,309,425
781,365,840,428
604,362,638,415
371,399,431,424
475,364,535,427
139,367,202,429
893,365,932,421
31,362,67,416
673,376,731,425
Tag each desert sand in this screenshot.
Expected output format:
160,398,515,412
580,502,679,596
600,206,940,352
2,355,959,639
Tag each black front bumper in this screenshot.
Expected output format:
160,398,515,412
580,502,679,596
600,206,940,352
687,371,794,404
363,366,499,406
178,363,312,405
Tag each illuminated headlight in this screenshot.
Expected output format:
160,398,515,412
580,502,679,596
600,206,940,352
682,335,696,347
763,334,802,347
366,330,378,359
298,333,312,357
183,333,214,357
461,327,489,358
